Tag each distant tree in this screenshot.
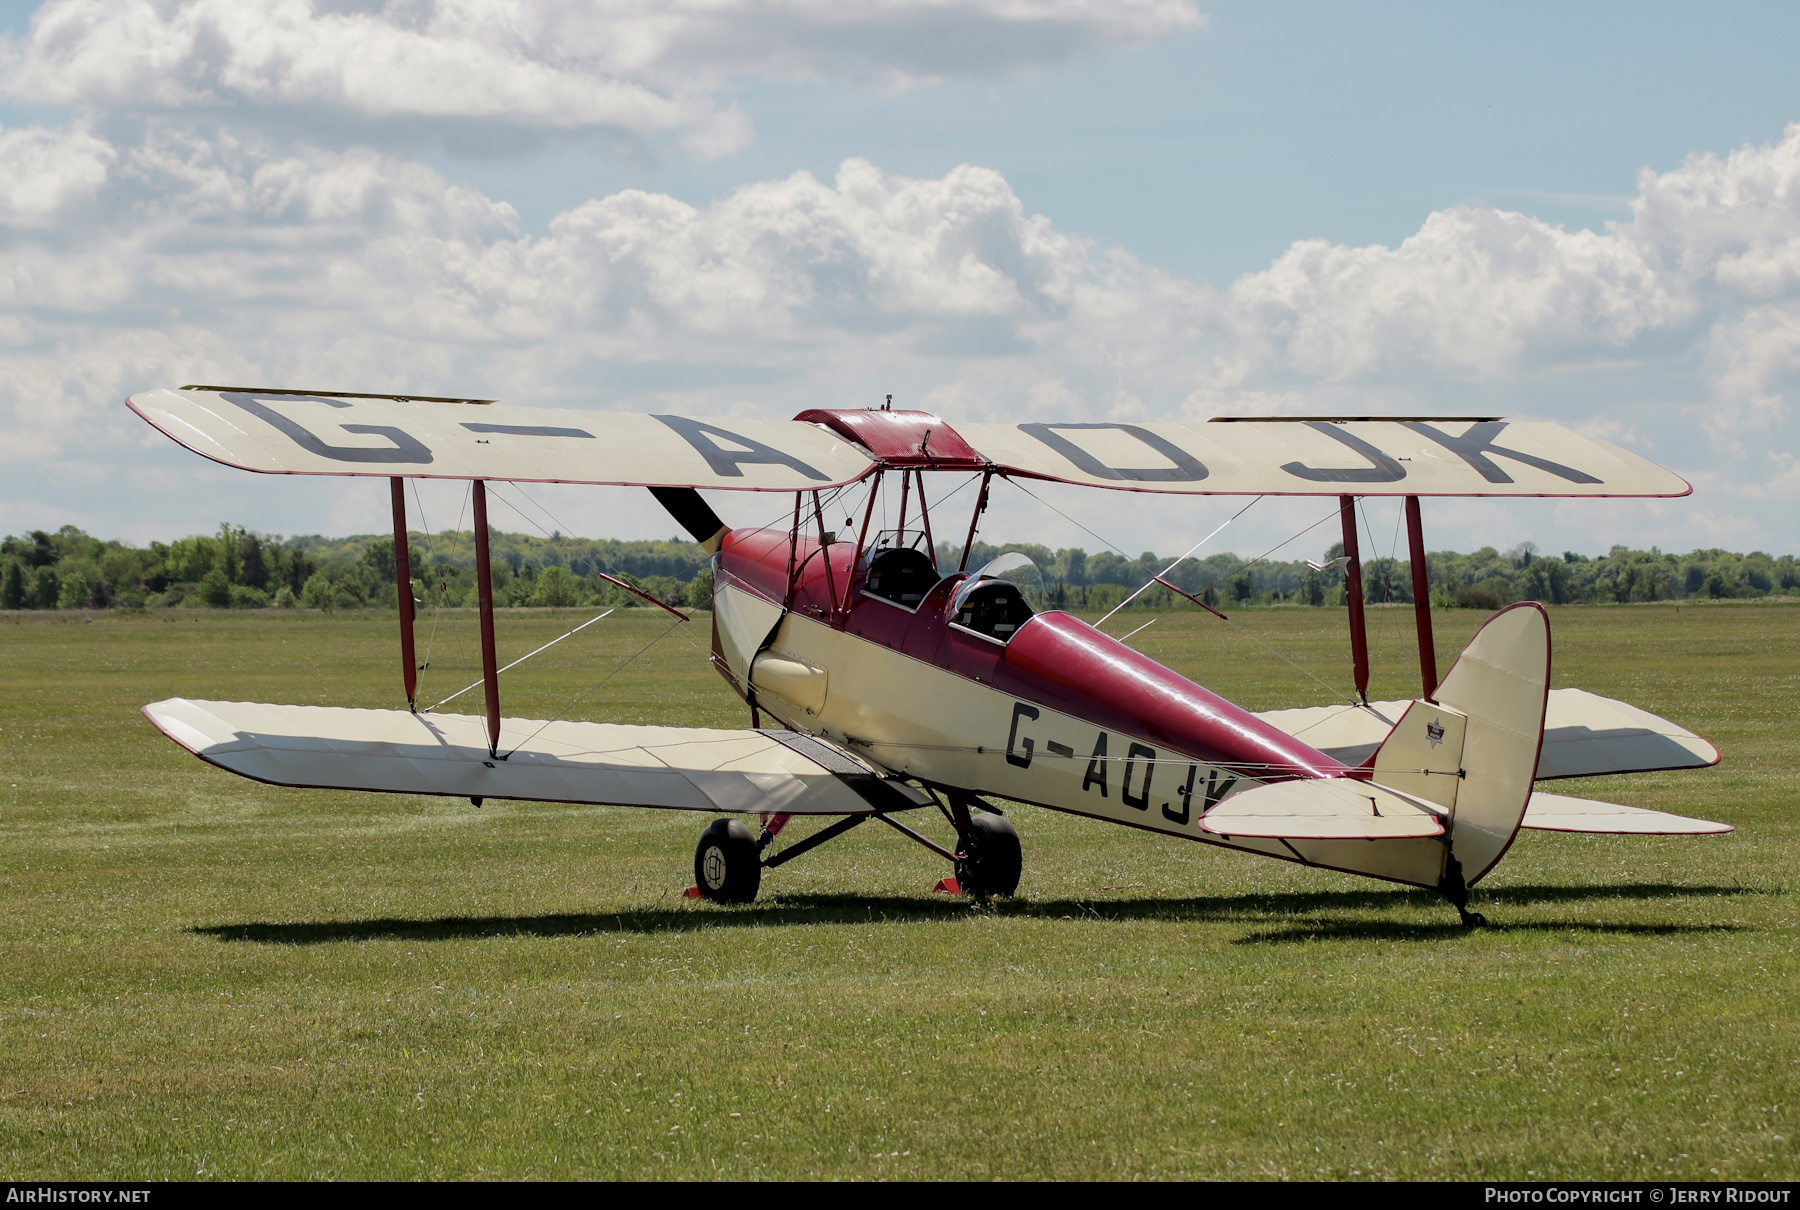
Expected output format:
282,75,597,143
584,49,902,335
215,524,243,585
1,561,22,609
531,566,580,607
1455,585,1502,610
198,569,233,607
1062,548,1087,586
360,538,395,581
56,570,88,609
687,567,715,608
23,531,56,568
300,573,334,610
239,533,269,590
31,566,59,609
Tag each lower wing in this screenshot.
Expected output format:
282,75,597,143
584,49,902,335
144,699,929,816
1520,791,1731,835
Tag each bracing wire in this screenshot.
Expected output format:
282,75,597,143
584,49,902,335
485,477,871,733
1095,496,1262,627
426,608,616,712
503,614,689,757
431,480,475,693
1007,477,1358,705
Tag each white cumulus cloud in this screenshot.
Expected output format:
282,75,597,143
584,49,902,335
0,122,114,226
0,0,1205,148
5,121,1800,553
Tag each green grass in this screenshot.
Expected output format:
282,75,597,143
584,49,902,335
0,602,1794,1180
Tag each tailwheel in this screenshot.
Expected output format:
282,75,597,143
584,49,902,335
694,818,761,904
954,812,1021,897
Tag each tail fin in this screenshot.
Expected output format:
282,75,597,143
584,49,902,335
1406,602,1550,888
1227,604,1551,896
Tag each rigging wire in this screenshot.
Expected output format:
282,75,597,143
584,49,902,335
426,608,617,712
1007,476,1357,705
412,480,475,697
1094,496,1262,627
503,614,689,758
1357,495,1415,689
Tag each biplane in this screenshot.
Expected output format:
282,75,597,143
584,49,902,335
128,387,1729,926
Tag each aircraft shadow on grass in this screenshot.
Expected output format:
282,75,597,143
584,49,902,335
192,883,1755,947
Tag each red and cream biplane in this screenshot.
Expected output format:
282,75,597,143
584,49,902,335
128,387,1729,926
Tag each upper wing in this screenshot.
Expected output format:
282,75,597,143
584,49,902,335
130,390,1686,499
128,388,874,491
953,418,1689,497
1252,688,1720,778
144,698,930,815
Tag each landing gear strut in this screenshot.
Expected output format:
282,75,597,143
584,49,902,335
686,792,1023,903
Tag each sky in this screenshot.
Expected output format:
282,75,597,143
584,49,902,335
2,0,1799,563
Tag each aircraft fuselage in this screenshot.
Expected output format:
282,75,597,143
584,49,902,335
710,525,1347,851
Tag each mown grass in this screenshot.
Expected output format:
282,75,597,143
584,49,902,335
0,602,1793,1180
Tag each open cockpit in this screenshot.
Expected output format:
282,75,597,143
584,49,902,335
949,576,1035,644
860,532,940,611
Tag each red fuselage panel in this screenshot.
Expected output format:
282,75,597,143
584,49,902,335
716,527,1344,781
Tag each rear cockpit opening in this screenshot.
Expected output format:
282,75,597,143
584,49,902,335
950,577,1036,644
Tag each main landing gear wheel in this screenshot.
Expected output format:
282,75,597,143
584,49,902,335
694,818,761,904
955,812,1021,897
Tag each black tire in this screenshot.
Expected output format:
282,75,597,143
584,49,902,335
694,818,761,904
955,812,1021,897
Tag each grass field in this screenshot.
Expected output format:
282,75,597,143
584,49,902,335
1,602,1794,1180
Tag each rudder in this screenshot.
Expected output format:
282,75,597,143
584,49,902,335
1429,602,1551,890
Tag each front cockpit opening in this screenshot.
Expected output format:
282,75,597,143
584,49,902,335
950,577,1036,643
862,531,940,610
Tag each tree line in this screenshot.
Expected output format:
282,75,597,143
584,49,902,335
4,523,1797,614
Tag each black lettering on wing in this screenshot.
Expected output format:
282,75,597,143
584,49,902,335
462,423,595,439
1403,420,1603,485
1279,421,1404,484
1019,423,1208,483
223,393,433,464
655,415,830,480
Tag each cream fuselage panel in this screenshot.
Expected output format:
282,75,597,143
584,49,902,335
758,609,1270,844
713,573,1455,889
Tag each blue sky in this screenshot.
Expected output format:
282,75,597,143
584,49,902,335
429,2,1800,283
1,0,1798,560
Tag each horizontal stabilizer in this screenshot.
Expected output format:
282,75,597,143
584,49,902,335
1200,778,1445,840
1253,687,1718,780
1522,791,1733,835
144,699,930,816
